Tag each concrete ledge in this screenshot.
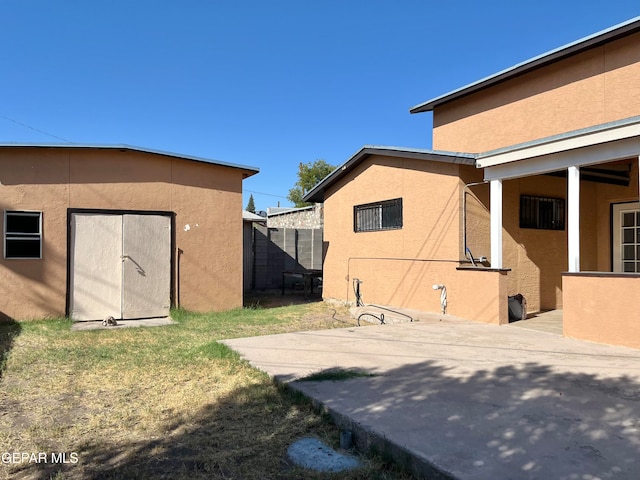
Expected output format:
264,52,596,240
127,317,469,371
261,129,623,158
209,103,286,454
562,271,640,278
455,266,511,273
280,381,455,480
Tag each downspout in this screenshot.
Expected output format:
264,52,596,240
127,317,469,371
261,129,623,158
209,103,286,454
463,181,488,265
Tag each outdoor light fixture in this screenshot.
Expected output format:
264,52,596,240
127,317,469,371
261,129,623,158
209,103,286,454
432,284,447,315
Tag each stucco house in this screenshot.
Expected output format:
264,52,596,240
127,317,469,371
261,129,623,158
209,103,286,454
305,17,640,349
1,144,258,321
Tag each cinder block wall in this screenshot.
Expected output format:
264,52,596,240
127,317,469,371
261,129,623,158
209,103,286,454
252,225,323,290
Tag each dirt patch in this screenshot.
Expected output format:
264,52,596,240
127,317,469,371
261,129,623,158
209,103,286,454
244,290,325,309
0,302,414,480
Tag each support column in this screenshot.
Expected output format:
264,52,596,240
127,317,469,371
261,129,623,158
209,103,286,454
567,165,580,273
490,179,503,269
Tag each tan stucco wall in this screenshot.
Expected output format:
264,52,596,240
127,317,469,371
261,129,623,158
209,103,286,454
322,156,463,307
0,148,249,320
322,156,511,323
563,274,640,349
433,32,640,152
454,268,509,325
501,175,568,312
322,155,638,321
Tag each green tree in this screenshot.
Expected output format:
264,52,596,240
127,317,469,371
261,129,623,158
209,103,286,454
287,159,335,207
245,194,256,213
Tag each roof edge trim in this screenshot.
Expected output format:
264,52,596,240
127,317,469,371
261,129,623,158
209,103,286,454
410,16,640,114
0,142,260,175
303,145,476,203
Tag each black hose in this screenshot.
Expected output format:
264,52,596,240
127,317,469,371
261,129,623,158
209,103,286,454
358,312,385,326
352,278,413,325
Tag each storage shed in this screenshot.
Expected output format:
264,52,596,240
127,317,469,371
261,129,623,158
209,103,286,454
0,144,258,321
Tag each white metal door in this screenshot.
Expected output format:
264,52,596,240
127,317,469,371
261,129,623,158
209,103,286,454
122,214,171,319
70,214,123,320
70,213,171,321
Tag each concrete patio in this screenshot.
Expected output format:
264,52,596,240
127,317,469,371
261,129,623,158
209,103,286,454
224,314,640,479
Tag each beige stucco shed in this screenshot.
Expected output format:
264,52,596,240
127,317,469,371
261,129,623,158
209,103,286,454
0,144,258,321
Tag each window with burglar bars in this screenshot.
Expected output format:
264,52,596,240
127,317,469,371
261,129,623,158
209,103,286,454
519,195,565,230
4,211,43,259
354,198,403,232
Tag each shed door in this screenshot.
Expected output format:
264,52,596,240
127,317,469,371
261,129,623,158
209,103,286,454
70,213,171,321
122,214,171,319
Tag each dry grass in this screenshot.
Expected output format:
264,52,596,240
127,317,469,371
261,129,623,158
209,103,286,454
0,295,417,480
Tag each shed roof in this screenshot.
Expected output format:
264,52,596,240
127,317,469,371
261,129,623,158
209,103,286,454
410,16,640,114
243,210,266,222
267,205,316,217
303,145,476,203
0,142,259,178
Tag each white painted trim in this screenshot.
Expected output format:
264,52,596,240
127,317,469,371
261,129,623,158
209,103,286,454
612,201,640,272
483,136,640,181
567,166,581,273
490,180,503,269
478,122,640,168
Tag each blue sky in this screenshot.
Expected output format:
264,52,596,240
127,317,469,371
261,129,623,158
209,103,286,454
2,1,639,212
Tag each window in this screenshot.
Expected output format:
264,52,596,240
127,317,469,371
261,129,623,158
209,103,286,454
612,202,640,273
519,195,565,230
4,211,42,259
354,198,402,232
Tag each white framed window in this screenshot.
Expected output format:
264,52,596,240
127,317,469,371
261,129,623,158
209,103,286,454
612,202,640,273
4,211,43,259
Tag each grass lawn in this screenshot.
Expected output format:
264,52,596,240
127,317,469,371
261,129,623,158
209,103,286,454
0,296,416,480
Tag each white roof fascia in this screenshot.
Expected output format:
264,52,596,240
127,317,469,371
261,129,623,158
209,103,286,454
478,120,640,169
483,135,640,181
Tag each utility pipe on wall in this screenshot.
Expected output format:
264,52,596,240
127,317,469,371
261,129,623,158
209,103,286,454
432,284,447,314
463,181,488,265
